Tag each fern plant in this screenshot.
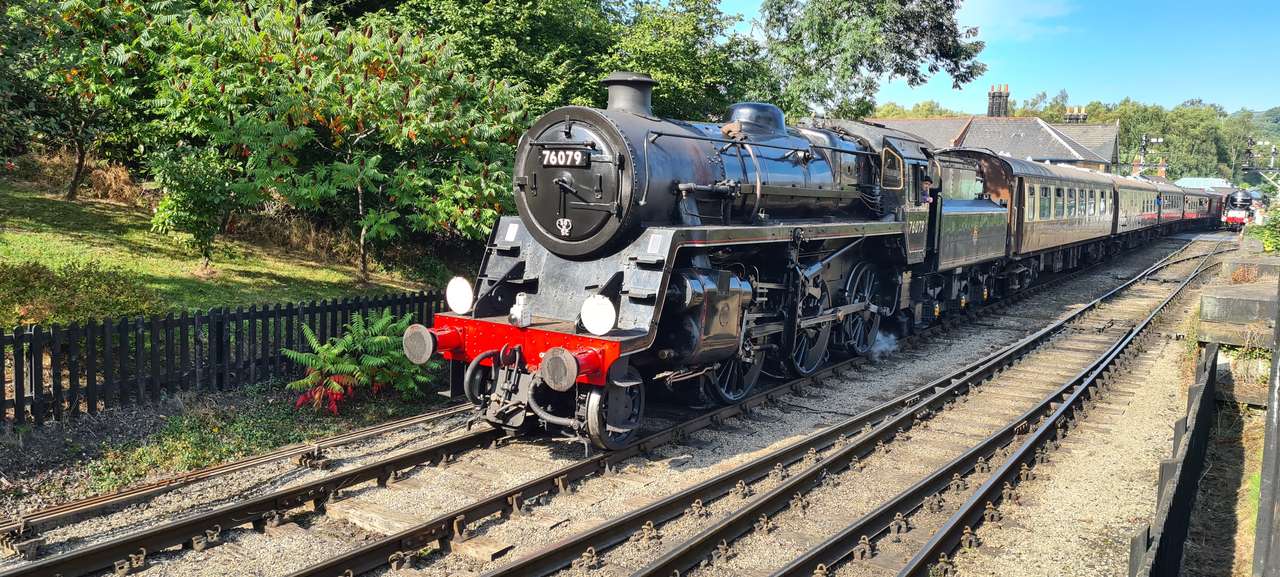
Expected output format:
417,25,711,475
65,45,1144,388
282,309,429,414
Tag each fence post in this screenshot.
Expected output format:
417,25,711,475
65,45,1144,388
68,323,81,418
165,313,176,396
51,326,64,422
134,317,146,404
117,318,130,406
1,328,9,426
247,305,258,386
29,326,45,426
12,329,25,426
149,316,161,401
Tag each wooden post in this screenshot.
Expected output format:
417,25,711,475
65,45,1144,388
51,326,64,422
180,312,191,391
68,323,81,418
165,313,176,395
29,326,45,426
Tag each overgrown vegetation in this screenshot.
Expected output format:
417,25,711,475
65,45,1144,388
282,309,427,414
81,381,443,493
1246,222,1280,252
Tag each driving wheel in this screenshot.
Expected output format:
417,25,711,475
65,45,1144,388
788,279,832,376
705,336,766,404
835,263,880,356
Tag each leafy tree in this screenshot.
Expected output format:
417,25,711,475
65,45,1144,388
758,0,985,117
12,0,160,199
604,0,768,120
149,147,247,270
872,100,963,119
396,0,616,115
151,1,528,280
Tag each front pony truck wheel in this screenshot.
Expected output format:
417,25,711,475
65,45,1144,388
586,367,646,450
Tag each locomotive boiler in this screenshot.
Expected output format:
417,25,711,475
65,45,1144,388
402,72,929,449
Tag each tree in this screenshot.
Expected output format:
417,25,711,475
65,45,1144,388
396,0,616,115
150,147,247,270
13,0,159,199
151,1,528,280
758,0,985,117
603,0,768,120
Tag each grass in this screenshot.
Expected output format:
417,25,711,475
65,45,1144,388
83,381,448,494
0,180,420,313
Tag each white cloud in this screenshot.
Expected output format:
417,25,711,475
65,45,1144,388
959,0,1075,42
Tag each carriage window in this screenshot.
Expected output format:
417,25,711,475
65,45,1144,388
1088,190,1097,216
1040,186,1051,219
1067,189,1077,217
882,149,903,190
1100,191,1108,215
1024,186,1035,221
1055,188,1064,218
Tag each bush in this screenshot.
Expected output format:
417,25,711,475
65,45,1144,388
282,309,428,414
0,260,164,327
149,147,244,268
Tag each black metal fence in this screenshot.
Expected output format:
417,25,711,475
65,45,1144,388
1,291,441,429
1128,342,1219,577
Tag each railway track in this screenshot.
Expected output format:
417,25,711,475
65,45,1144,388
0,238,1216,577
0,402,473,561
475,242,1226,577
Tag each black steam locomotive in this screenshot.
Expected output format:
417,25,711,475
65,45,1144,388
403,72,1221,449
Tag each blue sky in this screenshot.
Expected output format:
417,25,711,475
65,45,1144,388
719,0,1279,114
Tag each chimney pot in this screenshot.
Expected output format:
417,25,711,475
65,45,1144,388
601,71,658,117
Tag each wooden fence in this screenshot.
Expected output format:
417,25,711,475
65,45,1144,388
1,291,441,429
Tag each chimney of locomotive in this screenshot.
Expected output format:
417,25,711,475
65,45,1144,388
602,71,658,117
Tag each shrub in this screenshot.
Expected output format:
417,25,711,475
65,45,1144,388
150,147,246,269
0,260,164,327
282,309,428,414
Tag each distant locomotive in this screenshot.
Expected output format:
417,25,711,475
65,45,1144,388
403,72,1221,449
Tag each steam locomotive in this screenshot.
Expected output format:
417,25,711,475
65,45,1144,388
402,72,1222,449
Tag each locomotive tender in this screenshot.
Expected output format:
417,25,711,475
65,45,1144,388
403,72,1221,449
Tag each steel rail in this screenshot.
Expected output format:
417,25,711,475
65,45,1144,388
768,244,1225,577
282,241,1133,577
896,242,1225,577
464,240,1206,577
0,423,501,577
0,402,471,544
625,244,1221,577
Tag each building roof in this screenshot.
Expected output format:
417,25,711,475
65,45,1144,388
868,116,1110,165
1174,177,1234,190
1051,122,1120,163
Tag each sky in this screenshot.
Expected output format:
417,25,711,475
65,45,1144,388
719,0,1279,114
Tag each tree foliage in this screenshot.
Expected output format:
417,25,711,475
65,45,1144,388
149,146,245,267
7,0,160,198
604,0,769,120
758,0,985,117
150,1,528,276
396,0,616,115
